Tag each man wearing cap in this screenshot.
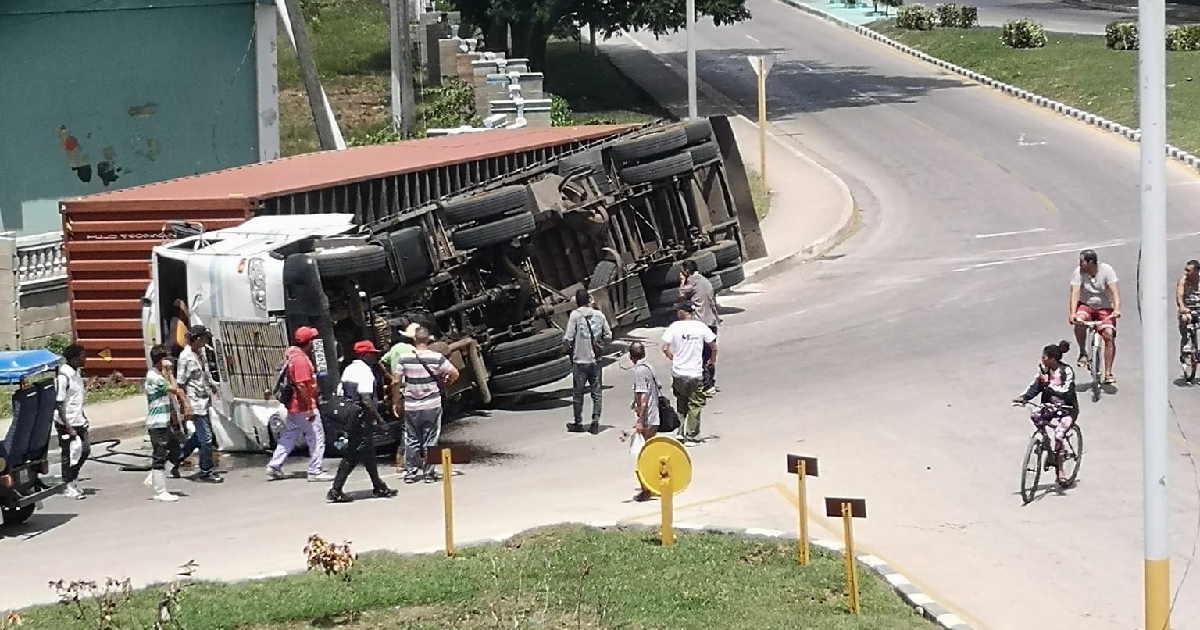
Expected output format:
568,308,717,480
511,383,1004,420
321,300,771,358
661,303,717,446
328,340,398,503
381,322,419,373
266,326,334,482
393,326,459,483
176,325,223,482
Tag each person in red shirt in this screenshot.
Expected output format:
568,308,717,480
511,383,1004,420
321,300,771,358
266,326,334,482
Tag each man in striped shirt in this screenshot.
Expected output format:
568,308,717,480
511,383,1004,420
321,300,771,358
391,326,459,484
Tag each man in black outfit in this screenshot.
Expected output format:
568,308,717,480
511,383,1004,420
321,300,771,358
327,340,398,503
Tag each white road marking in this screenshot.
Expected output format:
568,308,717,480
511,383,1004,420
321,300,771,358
954,230,1200,273
974,227,1047,239
1017,133,1047,147
1170,180,1200,187
746,34,762,43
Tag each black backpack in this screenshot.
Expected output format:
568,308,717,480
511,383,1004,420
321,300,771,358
271,356,294,406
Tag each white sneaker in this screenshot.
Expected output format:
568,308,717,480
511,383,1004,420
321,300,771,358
153,490,179,503
266,467,286,481
62,485,83,500
308,471,335,482
143,471,154,488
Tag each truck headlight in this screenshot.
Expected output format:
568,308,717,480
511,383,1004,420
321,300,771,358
248,258,266,310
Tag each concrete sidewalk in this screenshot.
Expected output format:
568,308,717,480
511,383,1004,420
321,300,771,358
601,33,858,283
0,395,147,445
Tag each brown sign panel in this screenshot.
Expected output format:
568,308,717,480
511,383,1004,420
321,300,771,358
824,497,867,519
425,445,473,466
786,454,820,477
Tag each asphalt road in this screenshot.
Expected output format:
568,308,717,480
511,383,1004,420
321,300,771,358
5,3,1200,630
613,0,1200,627
956,0,1126,34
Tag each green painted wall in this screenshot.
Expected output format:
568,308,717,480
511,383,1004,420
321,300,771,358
0,0,264,234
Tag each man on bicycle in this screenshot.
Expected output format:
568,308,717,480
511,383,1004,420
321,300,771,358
1176,259,1200,362
1068,249,1120,385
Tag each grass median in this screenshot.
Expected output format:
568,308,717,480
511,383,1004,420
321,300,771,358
12,525,937,630
873,24,1200,155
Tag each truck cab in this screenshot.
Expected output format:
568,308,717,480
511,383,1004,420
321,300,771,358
0,350,67,527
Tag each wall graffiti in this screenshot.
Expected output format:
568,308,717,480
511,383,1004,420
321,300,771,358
58,125,123,187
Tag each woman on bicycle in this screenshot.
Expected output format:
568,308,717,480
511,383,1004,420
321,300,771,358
1012,340,1079,485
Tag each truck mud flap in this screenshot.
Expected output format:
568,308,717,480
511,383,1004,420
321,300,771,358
709,115,767,260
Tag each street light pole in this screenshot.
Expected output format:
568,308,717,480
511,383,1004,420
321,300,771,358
1138,0,1170,624
686,0,697,119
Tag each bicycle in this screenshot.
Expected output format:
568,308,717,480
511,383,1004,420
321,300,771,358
1013,400,1083,505
1181,313,1200,384
1075,318,1111,402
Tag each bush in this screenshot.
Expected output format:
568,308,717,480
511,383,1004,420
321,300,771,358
548,93,572,126
935,3,979,27
1001,19,1048,49
1168,24,1200,51
1106,20,1139,50
896,4,937,30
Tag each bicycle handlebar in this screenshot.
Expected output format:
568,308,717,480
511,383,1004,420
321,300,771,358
1012,399,1075,411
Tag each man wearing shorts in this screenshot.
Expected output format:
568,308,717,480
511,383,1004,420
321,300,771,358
1068,249,1121,384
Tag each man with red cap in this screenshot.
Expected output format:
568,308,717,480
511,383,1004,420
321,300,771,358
266,326,334,482
327,339,397,503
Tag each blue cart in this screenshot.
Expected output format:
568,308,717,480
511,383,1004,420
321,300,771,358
0,349,67,526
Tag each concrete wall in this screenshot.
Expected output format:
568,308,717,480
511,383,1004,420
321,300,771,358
0,0,274,235
19,287,71,348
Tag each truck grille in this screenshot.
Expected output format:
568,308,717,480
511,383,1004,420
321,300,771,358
217,320,289,401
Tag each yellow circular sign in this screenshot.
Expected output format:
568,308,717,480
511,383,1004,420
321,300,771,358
635,435,693,497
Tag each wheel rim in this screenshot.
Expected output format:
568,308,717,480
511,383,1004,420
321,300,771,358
1060,425,1083,486
1021,435,1043,504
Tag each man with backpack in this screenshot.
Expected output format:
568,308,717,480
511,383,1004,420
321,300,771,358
563,288,612,435
626,341,679,502
266,326,334,482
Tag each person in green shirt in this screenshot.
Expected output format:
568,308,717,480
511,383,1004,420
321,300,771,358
381,322,419,372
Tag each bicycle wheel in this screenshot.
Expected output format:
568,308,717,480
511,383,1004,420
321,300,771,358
1020,433,1045,505
1090,333,1103,402
1188,329,1198,384
1059,424,1083,487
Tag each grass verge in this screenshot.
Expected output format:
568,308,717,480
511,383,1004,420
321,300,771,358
748,168,771,220
12,526,937,630
873,24,1200,155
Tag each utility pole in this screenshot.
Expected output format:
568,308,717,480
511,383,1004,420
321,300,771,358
685,0,697,119
281,0,339,150
1138,0,1170,625
390,0,417,136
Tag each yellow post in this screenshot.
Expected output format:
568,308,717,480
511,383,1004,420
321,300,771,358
756,57,768,188
660,455,674,547
798,460,809,566
842,502,860,614
442,448,454,558
1146,558,1170,630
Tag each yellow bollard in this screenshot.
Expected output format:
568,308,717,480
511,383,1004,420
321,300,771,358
660,456,674,547
442,448,454,558
841,502,860,614
798,460,809,566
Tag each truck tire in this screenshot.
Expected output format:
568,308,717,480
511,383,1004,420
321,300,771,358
684,119,714,145
649,285,682,308
708,273,724,294
1,504,34,526
609,127,688,164
490,355,574,393
618,152,694,185
718,264,746,290
704,240,742,267
558,150,604,176
688,141,721,165
490,328,564,367
452,212,536,250
587,259,619,290
641,251,718,288
312,245,389,278
442,185,528,225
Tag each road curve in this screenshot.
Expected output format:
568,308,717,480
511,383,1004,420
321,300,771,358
622,0,1200,627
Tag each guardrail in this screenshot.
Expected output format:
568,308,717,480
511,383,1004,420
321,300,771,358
7,231,67,294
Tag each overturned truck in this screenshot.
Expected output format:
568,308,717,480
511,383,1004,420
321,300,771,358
130,117,764,453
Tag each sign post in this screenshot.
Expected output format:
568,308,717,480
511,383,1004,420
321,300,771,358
427,445,472,557
636,436,693,547
824,497,868,614
746,54,775,187
787,455,820,565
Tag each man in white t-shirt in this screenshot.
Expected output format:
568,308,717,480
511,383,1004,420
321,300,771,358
327,340,398,503
660,303,717,445
54,344,90,499
1069,249,1121,384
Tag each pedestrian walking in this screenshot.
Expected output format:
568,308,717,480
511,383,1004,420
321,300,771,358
392,326,459,484
327,340,398,503
627,341,661,502
143,344,183,502
54,344,90,500
266,326,335,482
678,259,721,395
176,325,224,483
661,303,717,445
563,288,612,434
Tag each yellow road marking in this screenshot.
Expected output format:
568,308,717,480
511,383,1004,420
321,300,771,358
622,483,777,522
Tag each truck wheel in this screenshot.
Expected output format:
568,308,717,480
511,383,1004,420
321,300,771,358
708,273,724,294
490,329,564,367
688,141,721,165
442,185,529,225
704,240,742,268
558,150,604,176
490,355,573,393
684,119,714,145
609,127,688,164
587,259,619,290
618,152,694,185
312,245,389,278
718,264,746,290
1,504,34,526
452,212,536,250
641,251,719,289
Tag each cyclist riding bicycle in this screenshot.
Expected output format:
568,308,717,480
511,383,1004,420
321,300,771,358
1012,340,1079,486
1069,249,1121,385
1176,259,1200,362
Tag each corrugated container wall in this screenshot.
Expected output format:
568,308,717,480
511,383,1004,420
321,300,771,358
61,126,634,378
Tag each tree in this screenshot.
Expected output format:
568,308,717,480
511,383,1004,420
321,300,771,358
451,0,751,70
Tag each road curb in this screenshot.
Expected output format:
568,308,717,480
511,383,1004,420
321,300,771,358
90,419,147,444
232,520,973,630
778,0,1200,175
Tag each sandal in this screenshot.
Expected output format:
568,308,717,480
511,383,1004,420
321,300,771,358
1103,374,1116,385
1077,354,1089,368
